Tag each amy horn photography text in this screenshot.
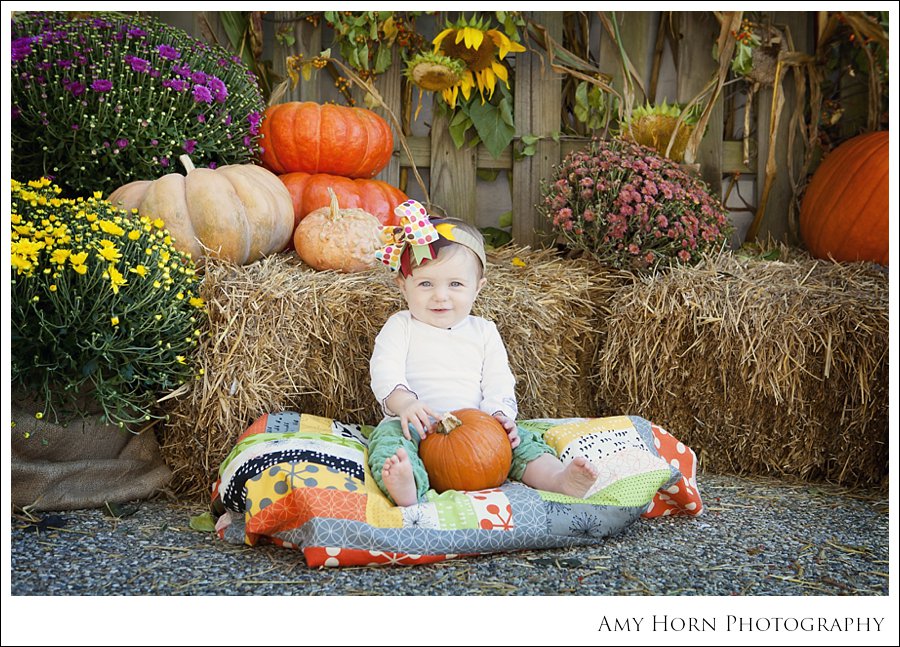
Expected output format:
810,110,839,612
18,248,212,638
598,616,886,634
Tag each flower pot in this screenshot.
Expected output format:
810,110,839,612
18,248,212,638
11,397,172,511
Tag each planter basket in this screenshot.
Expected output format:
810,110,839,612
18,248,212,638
11,399,172,512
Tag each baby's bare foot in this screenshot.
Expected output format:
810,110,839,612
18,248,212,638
558,456,598,498
382,447,418,507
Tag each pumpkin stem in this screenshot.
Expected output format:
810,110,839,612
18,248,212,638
326,187,340,220
435,412,462,434
179,155,196,175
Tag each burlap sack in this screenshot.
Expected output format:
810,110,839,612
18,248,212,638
11,400,172,511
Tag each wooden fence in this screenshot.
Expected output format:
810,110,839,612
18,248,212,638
158,10,814,248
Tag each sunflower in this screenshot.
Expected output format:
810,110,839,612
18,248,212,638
405,52,465,92
432,17,526,108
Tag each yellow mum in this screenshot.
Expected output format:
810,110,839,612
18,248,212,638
107,266,127,294
99,220,125,237
51,249,70,265
97,239,122,262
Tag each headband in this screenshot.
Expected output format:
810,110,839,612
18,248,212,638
376,200,486,272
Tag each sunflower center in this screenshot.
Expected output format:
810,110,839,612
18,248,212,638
439,31,497,71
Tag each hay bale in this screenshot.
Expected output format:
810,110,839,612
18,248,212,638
595,251,888,486
161,247,626,498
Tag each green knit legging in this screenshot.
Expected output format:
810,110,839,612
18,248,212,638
367,418,555,505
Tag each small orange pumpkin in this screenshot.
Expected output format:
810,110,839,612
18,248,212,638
419,409,512,493
799,131,888,266
293,187,382,273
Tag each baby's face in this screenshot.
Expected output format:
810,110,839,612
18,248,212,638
396,246,486,329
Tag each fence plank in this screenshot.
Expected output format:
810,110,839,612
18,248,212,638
675,12,723,195
753,12,811,243
372,50,402,187
512,11,563,247
429,102,477,222
598,12,652,107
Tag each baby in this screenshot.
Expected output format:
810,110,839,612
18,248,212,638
369,200,597,506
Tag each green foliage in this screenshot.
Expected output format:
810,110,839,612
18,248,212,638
574,81,617,132
10,178,206,427
443,85,517,159
324,11,427,75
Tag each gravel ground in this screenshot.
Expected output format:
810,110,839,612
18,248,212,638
9,472,889,597
7,471,894,645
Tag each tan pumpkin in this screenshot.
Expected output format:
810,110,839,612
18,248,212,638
108,156,294,265
293,187,382,273
420,409,512,493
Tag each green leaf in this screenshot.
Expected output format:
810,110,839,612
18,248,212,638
498,210,513,228
220,12,248,50
468,97,516,159
83,357,98,377
448,109,474,149
481,226,512,248
189,512,217,532
476,168,500,182
374,43,392,74
358,42,370,69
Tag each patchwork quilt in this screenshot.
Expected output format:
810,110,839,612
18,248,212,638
212,412,702,567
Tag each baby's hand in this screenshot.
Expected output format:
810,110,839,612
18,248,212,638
397,400,440,440
493,413,520,449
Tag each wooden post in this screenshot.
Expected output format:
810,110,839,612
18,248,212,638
430,101,477,223
512,11,563,248
754,12,811,243
372,49,403,188
675,12,723,196
194,12,229,49
270,12,322,103
598,12,652,108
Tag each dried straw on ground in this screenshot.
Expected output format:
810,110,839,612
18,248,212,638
161,247,626,498
595,250,889,487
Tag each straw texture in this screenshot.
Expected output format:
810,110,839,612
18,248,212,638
161,247,625,497
595,250,888,486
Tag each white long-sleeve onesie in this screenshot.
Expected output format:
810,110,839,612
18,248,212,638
370,311,518,421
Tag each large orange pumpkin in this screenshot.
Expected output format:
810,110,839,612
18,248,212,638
799,131,888,266
108,156,294,265
420,409,512,493
280,172,405,229
259,101,394,178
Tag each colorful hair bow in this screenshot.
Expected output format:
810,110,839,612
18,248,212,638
376,200,439,271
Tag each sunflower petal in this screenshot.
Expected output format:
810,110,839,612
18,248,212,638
463,26,484,51
482,69,497,100
492,60,509,85
490,30,510,59
433,28,454,50
442,85,458,110
460,72,474,102
492,30,526,59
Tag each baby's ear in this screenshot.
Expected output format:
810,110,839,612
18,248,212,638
394,273,406,289
477,276,487,292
